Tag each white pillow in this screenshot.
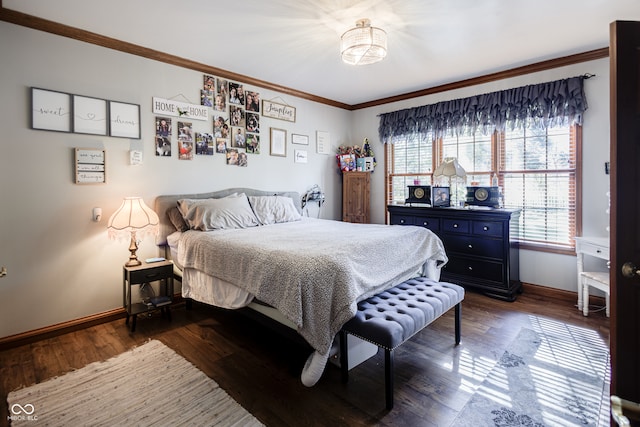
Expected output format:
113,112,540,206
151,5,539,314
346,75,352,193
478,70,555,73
178,193,259,230
249,195,302,225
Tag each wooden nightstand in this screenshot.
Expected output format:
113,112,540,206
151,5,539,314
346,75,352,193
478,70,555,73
122,260,174,332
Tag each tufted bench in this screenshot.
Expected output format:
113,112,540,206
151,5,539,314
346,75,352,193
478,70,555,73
339,276,464,409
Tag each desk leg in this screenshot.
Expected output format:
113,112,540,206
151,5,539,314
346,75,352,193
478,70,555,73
576,252,584,310
583,279,590,316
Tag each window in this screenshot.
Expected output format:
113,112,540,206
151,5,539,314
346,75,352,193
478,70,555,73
386,123,581,253
386,131,434,205
500,124,579,252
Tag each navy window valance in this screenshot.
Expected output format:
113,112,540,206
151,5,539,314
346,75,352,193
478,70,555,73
378,75,589,142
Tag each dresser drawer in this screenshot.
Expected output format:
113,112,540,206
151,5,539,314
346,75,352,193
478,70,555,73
128,264,172,283
442,219,470,234
444,256,504,283
414,216,440,232
445,235,503,258
472,220,504,238
577,241,609,260
390,214,415,226
387,204,521,300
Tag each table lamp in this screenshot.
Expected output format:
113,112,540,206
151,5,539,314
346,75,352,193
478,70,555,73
433,157,467,186
433,157,467,205
107,197,159,267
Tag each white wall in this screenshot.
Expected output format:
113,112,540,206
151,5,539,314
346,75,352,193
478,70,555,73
351,59,611,292
0,21,611,339
0,21,351,338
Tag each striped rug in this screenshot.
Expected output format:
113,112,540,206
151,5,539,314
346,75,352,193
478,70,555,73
7,340,263,426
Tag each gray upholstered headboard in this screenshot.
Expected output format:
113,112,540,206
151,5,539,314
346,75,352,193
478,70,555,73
154,187,302,246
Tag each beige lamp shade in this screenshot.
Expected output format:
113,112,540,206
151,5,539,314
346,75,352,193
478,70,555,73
433,157,467,186
107,197,159,266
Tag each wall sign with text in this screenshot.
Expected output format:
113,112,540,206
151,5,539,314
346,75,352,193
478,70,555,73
30,87,141,139
262,100,296,122
75,148,106,184
152,97,209,121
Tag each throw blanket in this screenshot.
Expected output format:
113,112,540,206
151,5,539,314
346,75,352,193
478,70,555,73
178,218,447,358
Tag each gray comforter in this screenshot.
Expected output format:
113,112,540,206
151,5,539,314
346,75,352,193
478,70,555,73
177,218,447,356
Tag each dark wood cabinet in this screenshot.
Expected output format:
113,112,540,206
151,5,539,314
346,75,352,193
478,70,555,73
123,260,174,332
388,205,521,301
342,171,370,223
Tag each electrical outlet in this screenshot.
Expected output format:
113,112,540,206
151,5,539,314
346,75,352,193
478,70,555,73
93,207,102,222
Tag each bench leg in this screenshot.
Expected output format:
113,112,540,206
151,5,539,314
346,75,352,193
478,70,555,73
385,348,394,410
455,303,461,345
340,330,349,383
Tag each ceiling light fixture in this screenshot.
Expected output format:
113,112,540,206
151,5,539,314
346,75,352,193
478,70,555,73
341,18,387,66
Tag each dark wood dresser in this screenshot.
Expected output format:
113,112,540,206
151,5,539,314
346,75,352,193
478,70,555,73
388,204,521,301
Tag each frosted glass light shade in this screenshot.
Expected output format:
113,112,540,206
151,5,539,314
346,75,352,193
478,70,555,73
341,19,387,66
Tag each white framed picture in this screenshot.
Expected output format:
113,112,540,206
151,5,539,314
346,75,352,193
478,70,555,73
292,133,309,145
73,95,108,135
31,87,72,132
270,127,287,157
109,101,141,139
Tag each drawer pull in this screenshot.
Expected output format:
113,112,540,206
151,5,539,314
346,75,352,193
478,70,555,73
468,266,473,271
483,226,489,231
145,273,160,279
400,219,405,224
423,221,429,226
468,244,473,249
453,223,458,228
596,249,601,254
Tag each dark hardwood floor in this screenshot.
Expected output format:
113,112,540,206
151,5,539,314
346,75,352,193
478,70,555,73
0,288,609,427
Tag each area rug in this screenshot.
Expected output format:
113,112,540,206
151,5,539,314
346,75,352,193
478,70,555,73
7,340,263,426
452,322,610,426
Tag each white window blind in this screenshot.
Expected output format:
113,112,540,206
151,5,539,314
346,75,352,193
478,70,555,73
499,124,577,249
386,132,433,204
386,123,580,252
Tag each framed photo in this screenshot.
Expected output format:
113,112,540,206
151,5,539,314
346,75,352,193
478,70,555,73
292,133,309,145
294,149,308,163
73,95,108,135
270,127,287,157
432,187,450,207
31,87,72,132
109,101,141,139
316,130,331,155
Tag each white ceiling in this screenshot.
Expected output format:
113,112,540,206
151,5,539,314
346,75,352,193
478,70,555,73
4,0,640,106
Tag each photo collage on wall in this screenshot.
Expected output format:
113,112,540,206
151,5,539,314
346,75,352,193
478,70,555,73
155,74,260,167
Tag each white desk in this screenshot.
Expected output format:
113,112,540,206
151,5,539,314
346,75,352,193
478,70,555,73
575,236,610,314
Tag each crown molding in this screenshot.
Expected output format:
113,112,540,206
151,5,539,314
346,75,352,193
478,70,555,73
1,4,609,111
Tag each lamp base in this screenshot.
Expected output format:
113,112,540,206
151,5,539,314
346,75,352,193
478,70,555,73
125,258,142,267
125,231,141,267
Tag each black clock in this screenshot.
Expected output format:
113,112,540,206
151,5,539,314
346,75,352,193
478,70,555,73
406,185,431,205
466,186,500,207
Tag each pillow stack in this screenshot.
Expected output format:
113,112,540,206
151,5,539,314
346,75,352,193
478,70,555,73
171,193,301,232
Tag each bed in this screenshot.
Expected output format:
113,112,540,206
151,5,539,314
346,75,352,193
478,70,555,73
154,188,448,386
